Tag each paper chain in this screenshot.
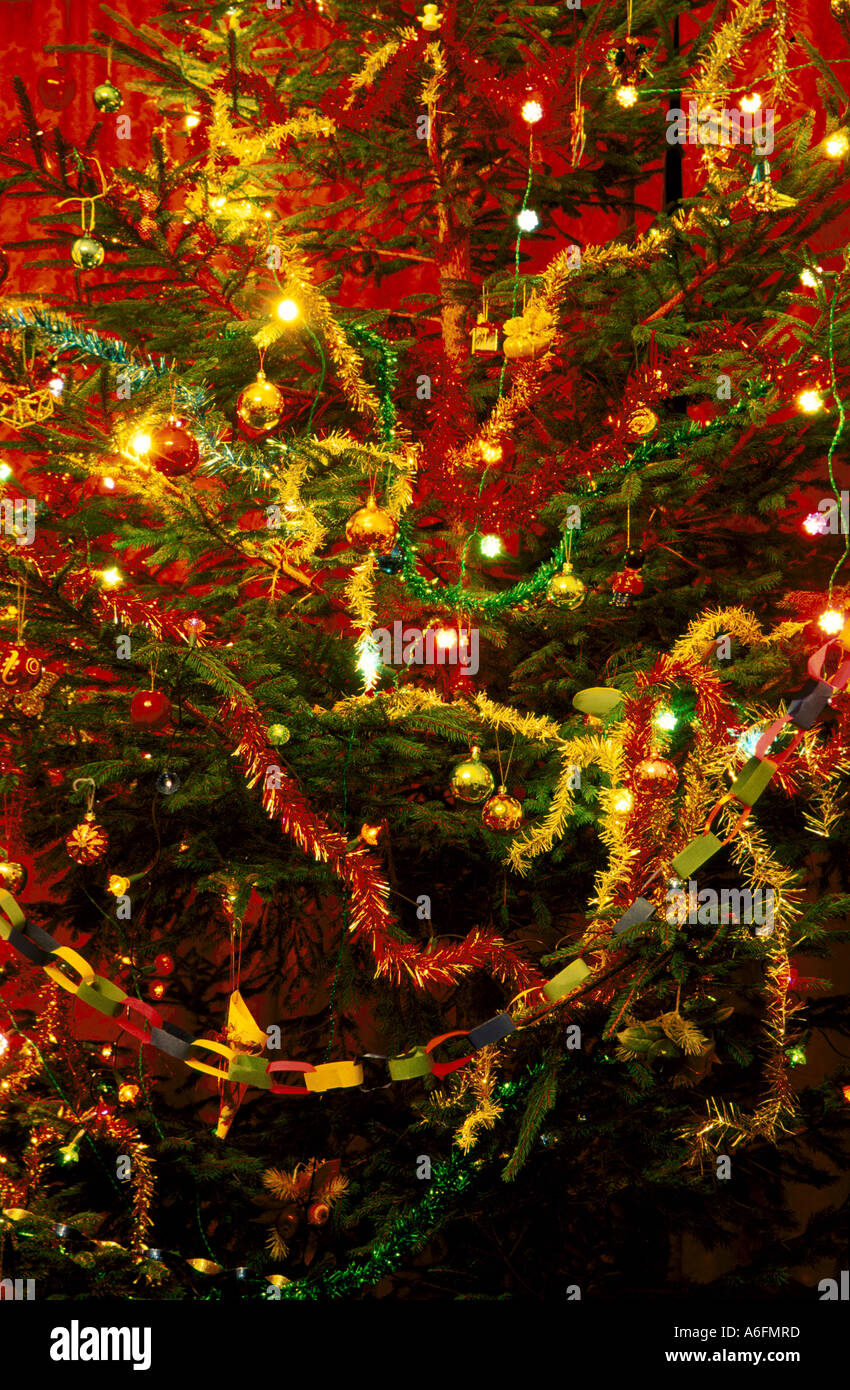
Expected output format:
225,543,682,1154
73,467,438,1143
1,637,847,1099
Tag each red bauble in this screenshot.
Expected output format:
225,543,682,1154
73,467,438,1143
634,756,678,796
130,690,172,729
154,953,174,975
0,646,42,693
307,1201,330,1226
37,65,77,110
149,419,200,478
47,768,65,787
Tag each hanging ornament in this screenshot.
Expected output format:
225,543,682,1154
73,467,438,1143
502,292,555,361
92,81,123,113
66,779,108,865
71,236,105,270
37,65,77,110
611,548,646,607
267,723,291,746
236,369,285,434
345,496,397,553
377,545,404,575
546,560,586,609
148,419,200,478
606,38,652,103
0,850,27,895
626,405,659,438
0,646,42,693
418,3,442,30
450,745,495,804
471,293,500,355
482,785,523,832
130,690,172,729
107,874,130,896
634,755,678,796
744,159,797,213
156,771,180,795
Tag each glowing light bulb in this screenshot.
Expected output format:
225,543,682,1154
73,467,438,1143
150,981,166,1001
0,464,11,481
435,628,457,650
521,99,543,124
101,475,116,492
612,789,633,815
843,1084,850,1103
798,390,823,413
100,567,123,587
826,132,849,158
48,374,65,399
356,636,382,688
100,1044,113,1059
818,607,845,635
615,85,638,108
655,708,677,731
0,1033,8,1057
118,1084,140,1104
185,112,201,130
803,512,829,535
800,267,822,288
741,93,762,112
479,440,502,464
480,534,503,557
276,298,300,322
517,208,539,232
129,430,151,456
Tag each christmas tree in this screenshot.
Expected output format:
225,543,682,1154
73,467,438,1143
0,0,849,1308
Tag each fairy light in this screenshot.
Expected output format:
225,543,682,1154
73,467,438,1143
276,298,300,322
128,430,151,457
741,93,762,113
356,635,382,689
612,789,633,815
185,112,201,130
480,534,503,557
435,628,457,650
803,511,830,535
818,607,845,635
615,85,638,108
118,1084,140,1104
100,567,123,587
100,475,116,492
521,99,543,124
0,1032,8,1058
825,132,849,158
479,440,502,464
516,208,539,232
798,390,824,413
654,707,677,731
150,982,166,1001
0,463,12,481
800,267,823,288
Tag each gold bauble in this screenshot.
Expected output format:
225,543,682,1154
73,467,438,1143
626,405,659,437
481,785,523,832
65,815,109,865
0,855,26,894
546,561,586,609
634,755,678,796
236,370,285,433
345,496,397,553
450,746,495,804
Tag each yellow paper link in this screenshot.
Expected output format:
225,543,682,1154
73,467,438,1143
304,1061,364,1093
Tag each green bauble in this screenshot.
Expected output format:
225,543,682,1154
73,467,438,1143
450,745,495,804
267,723,291,746
546,561,586,609
92,81,123,113
71,236,105,270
